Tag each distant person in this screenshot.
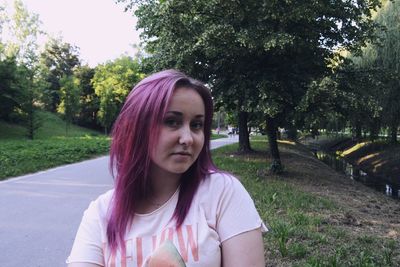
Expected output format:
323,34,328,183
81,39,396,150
227,125,233,137
67,70,267,267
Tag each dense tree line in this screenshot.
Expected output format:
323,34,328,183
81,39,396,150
117,0,383,172
2,0,399,174
0,1,143,139
301,0,400,144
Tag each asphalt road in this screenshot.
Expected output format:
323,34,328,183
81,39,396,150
0,136,238,267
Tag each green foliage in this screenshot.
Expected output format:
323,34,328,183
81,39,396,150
119,0,382,163
92,56,143,133
0,136,110,180
73,65,100,129
3,0,42,65
57,75,81,134
0,0,45,139
0,56,19,121
39,37,81,112
339,0,400,142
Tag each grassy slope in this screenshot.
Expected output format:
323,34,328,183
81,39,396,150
0,111,101,140
0,112,109,180
212,139,399,266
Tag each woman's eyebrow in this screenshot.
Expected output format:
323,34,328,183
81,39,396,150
165,111,183,116
165,111,204,118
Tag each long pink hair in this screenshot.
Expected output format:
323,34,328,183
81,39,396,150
107,69,217,253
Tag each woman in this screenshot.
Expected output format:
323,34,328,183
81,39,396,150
67,70,266,267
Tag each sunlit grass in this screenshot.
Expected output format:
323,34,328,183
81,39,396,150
278,140,296,145
339,141,370,157
356,152,380,164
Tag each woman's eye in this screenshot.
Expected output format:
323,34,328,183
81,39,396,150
191,121,204,130
164,118,180,128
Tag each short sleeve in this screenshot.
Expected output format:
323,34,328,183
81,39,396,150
66,199,105,266
214,174,267,243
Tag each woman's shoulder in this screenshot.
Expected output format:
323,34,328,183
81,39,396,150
85,189,114,217
199,171,244,195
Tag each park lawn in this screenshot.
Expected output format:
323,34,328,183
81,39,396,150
212,139,399,266
211,133,228,139
0,111,102,140
0,111,109,180
0,136,110,180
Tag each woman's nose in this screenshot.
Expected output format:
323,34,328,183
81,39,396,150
179,125,193,146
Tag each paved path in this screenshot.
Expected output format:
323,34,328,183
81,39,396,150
0,136,238,267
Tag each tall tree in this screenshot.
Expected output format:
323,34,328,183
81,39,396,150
4,0,44,139
40,37,80,112
92,56,143,134
74,65,100,129
57,75,80,134
119,0,382,172
371,0,400,143
344,0,400,143
0,56,19,121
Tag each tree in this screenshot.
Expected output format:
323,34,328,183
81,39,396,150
40,37,80,112
74,65,100,129
0,56,19,121
4,0,44,139
369,0,400,143
340,0,400,143
57,75,80,134
92,56,143,134
119,0,382,172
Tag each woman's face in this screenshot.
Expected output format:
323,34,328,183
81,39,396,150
150,87,205,177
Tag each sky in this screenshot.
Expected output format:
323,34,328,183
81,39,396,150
2,0,141,67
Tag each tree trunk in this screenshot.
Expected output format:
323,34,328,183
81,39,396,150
238,111,252,153
286,123,298,141
369,118,379,141
266,116,283,173
390,120,398,144
353,120,362,141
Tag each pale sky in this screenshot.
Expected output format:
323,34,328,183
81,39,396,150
2,0,141,67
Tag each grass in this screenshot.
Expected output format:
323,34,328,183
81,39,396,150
0,111,109,180
211,133,228,139
0,111,102,140
211,140,399,266
0,136,110,180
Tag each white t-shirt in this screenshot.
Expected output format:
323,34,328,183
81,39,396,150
67,172,267,267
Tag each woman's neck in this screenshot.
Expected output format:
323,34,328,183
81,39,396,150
143,164,181,210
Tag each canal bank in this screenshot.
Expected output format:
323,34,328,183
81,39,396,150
302,136,400,200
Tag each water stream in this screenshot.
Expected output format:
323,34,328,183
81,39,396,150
314,150,399,199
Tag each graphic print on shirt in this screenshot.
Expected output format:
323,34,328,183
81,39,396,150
103,223,199,267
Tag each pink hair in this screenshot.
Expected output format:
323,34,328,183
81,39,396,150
107,69,217,253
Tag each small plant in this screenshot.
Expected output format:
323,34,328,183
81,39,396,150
305,256,324,267
288,243,308,259
383,249,393,266
291,212,310,226
353,251,374,267
272,220,294,257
